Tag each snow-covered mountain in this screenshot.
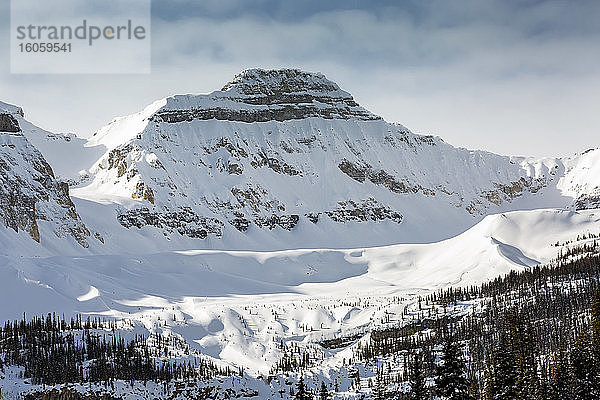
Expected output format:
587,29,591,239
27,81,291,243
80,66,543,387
38,68,586,253
558,148,600,210
1,69,599,255
1,69,600,398
0,101,94,252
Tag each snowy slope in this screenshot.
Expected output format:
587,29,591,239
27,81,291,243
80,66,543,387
1,208,598,373
1,101,105,185
559,148,600,209
0,100,23,115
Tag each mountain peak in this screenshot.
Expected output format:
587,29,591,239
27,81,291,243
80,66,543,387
150,68,380,125
221,68,343,96
90,70,379,148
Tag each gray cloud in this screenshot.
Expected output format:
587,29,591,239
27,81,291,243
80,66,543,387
1,0,599,157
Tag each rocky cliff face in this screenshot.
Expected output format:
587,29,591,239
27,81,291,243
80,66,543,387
153,69,379,124
0,113,21,132
0,105,92,247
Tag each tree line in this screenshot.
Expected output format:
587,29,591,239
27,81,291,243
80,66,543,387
341,242,600,399
0,313,233,386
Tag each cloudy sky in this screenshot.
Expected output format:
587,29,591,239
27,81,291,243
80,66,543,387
1,0,599,157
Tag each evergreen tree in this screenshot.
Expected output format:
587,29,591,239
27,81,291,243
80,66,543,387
374,367,387,400
514,315,539,399
351,367,360,392
409,352,427,400
295,375,310,400
434,333,473,400
492,315,518,400
319,381,330,400
483,363,495,400
590,290,600,397
549,349,572,400
571,331,593,400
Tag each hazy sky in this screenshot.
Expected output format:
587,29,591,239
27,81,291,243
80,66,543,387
1,0,599,157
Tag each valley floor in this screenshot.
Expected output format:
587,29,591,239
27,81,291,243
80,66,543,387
2,208,600,399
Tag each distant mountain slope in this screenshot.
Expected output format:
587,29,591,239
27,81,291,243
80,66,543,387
17,119,106,186
558,148,600,209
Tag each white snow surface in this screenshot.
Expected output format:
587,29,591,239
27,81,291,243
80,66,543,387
558,148,600,199
1,69,600,379
1,208,599,374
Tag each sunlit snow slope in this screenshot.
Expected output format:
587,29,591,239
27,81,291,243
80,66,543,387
1,208,598,372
